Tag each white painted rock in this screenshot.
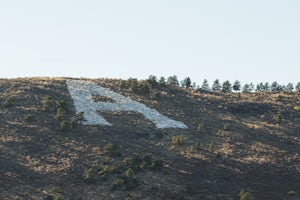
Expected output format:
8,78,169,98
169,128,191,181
66,79,188,129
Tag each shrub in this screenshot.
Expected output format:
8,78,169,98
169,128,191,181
55,108,66,120
274,114,284,125
60,120,70,131
142,153,153,167
83,168,94,183
45,194,61,200
122,157,134,168
3,97,13,108
223,124,229,131
124,168,138,189
112,178,124,189
208,143,215,152
288,190,297,196
49,186,63,194
70,117,77,128
171,135,186,146
151,159,164,170
42,95,54,111
125,168,135,179
99,164,119,176
293,106,300,111
239,190,255,200
197,123,203,132
23,114,36,122
75,112,85,124
56,100,67,110
103,143,121,157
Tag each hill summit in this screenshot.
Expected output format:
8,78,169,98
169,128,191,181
0,77,299,200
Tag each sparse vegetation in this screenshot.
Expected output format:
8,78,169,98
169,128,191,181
171,135,186,147
288,190,297,196
274,114,284,125
3,97,13,108
112,178,124,189
223,123,229,131
42,95,54,111
23,114,36,122
293,106,300,111
238,190,255,200
197,123,203,132
103,143,122,157
208,143,215,152
1,77,300,200
83,168,95,183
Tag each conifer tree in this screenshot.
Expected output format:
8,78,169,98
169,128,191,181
296,82,300,92
212,79,221,92
232,80,241,92
222,80,232,92
201,79,210,91
167,75,179,86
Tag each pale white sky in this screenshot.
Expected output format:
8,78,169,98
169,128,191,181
1,0,299,85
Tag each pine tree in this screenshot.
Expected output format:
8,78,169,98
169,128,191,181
167,75,179,86
232,80,241,92
201,79,210,91
271,81,281,92
182,77,192,88
256,82,265,92
242,84,251,93
249,82,254,92
158,76,166,86
264,82,270,92
146,75,158,88
212,79,221,92
222,80,232,92
296,82,300,92
286,83,294,92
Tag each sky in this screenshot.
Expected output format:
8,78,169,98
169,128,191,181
0,0,299,86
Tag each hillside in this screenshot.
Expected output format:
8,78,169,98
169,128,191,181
0,78,299,200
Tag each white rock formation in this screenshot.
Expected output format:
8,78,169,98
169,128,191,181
66,79,188,129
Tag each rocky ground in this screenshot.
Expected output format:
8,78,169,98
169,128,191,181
0,78,299,200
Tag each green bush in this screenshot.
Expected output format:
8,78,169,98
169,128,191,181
274,114,284,125
55,108,66,120
197,123,203,132
75,112,85,124
288,190,297,196
103,143,121,157
208,143,215,152
112,178,124,189
42,95,54,111
83,168,95,183
293,106,300,111
124,168,138,189
3,97,13,108
223,124,229,131
125,168,135,179
122,157,134,168
171,135,186,146
99,165,119,176
142,153,153,167
23,114,36,122
239,190,255,200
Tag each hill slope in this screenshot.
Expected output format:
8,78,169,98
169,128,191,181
0,78,299,200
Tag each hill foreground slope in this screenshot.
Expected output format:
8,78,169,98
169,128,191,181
0,78,299,200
